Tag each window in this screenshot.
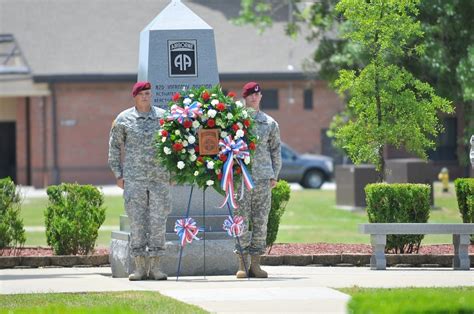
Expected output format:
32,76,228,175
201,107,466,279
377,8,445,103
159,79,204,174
428,117,457,161
261,89,279,110
304,89,313,110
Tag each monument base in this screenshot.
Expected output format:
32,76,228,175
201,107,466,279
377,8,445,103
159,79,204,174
110,231,238,277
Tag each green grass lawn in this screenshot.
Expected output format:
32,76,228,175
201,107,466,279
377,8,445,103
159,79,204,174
0,291,208,314
18,182,462,247
341,286,474,314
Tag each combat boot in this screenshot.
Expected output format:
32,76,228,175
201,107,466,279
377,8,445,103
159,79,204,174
236,254,249,279
149,256,167,280
249,255,268,278
129,256,147,281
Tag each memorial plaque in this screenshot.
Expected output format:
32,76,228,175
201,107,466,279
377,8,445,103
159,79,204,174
198,129,219,155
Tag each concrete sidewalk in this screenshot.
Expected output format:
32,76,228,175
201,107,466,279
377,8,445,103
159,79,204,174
1,266,472,313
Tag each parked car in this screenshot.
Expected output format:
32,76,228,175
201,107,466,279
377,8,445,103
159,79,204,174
278,143,334,189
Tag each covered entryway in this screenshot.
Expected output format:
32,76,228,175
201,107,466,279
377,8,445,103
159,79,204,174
0,122,16,181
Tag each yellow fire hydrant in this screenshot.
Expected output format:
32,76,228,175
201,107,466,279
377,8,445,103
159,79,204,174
438,167,449,193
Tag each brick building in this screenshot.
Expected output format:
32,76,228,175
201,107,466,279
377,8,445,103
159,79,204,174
0,0,465,187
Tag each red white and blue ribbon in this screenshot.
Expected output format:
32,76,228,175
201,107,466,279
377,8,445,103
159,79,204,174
223,215,244,237
167,101,202,124
218,135,255,209
174,217,200,247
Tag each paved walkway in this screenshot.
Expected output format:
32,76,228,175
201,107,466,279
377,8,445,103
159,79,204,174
1,266,472,313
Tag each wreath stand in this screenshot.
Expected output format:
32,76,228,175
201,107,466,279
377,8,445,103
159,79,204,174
175,186,249,281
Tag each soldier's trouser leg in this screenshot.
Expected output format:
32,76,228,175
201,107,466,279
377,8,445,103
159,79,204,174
124,181,148,257
147,180,171,257
235,179,272,256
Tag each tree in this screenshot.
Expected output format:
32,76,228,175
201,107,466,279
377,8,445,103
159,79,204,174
235,0,473,166
331,0,453,180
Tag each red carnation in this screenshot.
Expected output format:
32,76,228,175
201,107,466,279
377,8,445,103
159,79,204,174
172,143,184,151
207,119,216,127
161,130,168,137
235,167,242,174
159,119,165,126
183,120,192,129
172,92,181,102
219,154,227,162
216,103,226,111
194,145,200,153
197,156,204,164
227,91,236,98
217,173,223,180
243,119,251,128
232,124,240,131
202,91,210,102
249,142,256,150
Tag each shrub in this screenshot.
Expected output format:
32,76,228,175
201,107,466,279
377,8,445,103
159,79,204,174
266,180,291,252
45,183,106,255
454,178,474,242
365,183,430,253
0,177,26,254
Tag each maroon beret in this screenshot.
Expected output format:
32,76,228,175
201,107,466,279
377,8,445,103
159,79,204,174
132,81,151,97
242,82,261,98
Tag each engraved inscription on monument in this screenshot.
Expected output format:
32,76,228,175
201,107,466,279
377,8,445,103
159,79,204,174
168,40,197,77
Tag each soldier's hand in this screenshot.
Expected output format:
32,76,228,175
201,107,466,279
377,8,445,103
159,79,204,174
270,179,277,189
117,178,124,189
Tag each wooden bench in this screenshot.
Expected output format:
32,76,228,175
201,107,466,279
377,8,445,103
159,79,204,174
359,223,474,270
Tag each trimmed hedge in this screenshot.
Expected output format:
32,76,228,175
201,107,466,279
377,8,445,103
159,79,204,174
0,177,25,252
454,178,474,242
365,183,430,253
266,180,291,250
45,183,106,255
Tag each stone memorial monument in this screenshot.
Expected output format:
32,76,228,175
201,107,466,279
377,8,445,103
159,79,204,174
110,0,238,277
471,135,474,167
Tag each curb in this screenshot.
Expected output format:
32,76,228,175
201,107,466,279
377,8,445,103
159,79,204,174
261,254,474,267
0,254,472,269
0,255,109,269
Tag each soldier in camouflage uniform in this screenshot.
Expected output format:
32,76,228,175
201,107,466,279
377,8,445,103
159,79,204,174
108,81,171,281
235,82,282,278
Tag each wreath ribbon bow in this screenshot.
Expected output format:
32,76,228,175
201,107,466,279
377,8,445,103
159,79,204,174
219,135,255,209
168,101,202,124
174,217,201,247
223,215,244,237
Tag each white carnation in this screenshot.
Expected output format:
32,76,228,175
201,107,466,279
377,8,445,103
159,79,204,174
235,129,244,138
208,109,217,118
164,147,172,155
194,171,199,176
242,110,248,118
220,131,228,138
192,120,200,128
211,99,219,105
206,180,214,186
237,122,243,129
182,140,188,147
177,161,185,169
244,156,251,165
227,113,233,120
161,137,166,142
183,98,192,105
188,135,196,144
189,94,194,98
207,161,215,169
189,154,197,162
236,101,243,108
175,130,181,135
188,148,195,155
181,149,186,153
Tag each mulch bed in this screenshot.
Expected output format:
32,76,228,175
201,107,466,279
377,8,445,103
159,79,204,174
2,243,473,257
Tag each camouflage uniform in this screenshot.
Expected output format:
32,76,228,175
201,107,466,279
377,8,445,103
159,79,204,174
108,106,171,257
236,110,281,255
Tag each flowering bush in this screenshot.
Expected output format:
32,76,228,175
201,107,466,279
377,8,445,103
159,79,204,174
155,85,257,196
